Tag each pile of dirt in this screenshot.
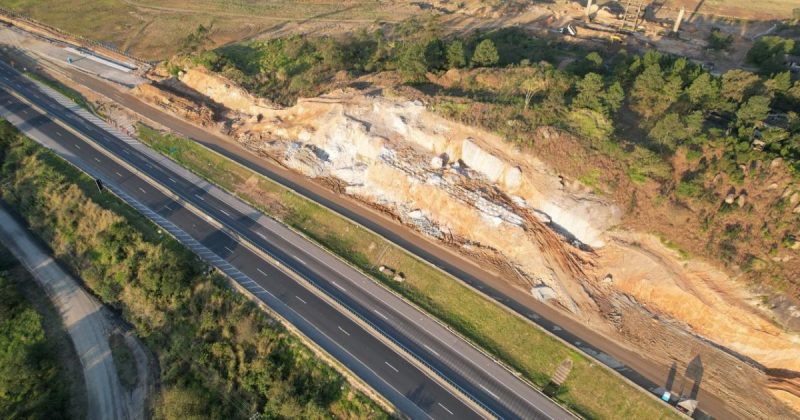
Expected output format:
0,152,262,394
132,70,800,415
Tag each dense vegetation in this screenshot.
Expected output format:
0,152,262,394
0,121,385,419
182,17,800,296
0,248,70,419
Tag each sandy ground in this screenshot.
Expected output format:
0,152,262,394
0,205,150,420
0,26,145,87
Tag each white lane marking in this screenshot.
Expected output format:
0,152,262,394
163,204,173,211
220,209,230,217
256,231,267,240
168,177,176,183
423,344,440,357
93,157,101,163
194,194,205,201
73,143,80,149
122,149,130,154
479,384,500,400
373,309,389,320
256,268,268,277
331,281,346,292
115,171,123,177
384,361,398,373
21,109,27,114
438,403,454,415
138,187,146,194
338,326,350,336
294,256,307,266
295,296,306,304
224,246,234,253
55,131,62,137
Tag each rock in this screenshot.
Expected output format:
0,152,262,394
768,183,779,190
790,192,799,205
461,138,505,183
393,273,405,282
724,193,736,204
770,157,784,169
794,205,800,214
532,284,558,302
736,194,746,207
430,155,444,169
602,274,614,284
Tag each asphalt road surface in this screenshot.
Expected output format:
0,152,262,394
0,205,148,420
0,61,573,419
44,62,730,418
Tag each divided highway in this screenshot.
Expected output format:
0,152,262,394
0,61,572,419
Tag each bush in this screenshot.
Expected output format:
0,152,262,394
707,28,733,51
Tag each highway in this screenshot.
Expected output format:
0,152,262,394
0,60,572,419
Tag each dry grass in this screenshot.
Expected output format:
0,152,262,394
136,124,680,419
1,0,419,59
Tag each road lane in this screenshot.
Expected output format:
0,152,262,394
0,63,573,419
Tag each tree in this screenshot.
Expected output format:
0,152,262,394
605,82,625,114
747,36,795,74
520,76,547,111
686,73,720,108
648,111,704,152
630,64,682,119
736,95,771,126
765,71,792,94
395,42,428,82
572,73,606,114
471,39,499,67
446,41,466,69
721,69,760,103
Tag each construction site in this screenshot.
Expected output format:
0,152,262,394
0,1,798,419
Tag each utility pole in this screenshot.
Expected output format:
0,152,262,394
672,6,685,35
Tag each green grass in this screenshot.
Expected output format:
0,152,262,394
109,333,138,390
136,124,680,419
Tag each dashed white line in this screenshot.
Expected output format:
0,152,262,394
138,187,146,194
331,281,346,292
168,177,176,183
256,268,268,277
479,384,500,400
55,131,62,137
194,194,205,201
162,204,173,211
115,171,123,177
373,309,389,320
295,296,307,304
122,149,130,154
256,232,267,240
384,361,398,373
220,209,230,217
338,326,350,336
224,246,234,253
438,403,454,415
93,157,101,163
423,344,440,357
73,144,80,149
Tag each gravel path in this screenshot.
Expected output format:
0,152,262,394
0,204,149,420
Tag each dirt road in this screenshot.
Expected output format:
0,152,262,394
0,205,150,420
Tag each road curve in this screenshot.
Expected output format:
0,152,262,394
0,61,573,419
0,205,146,420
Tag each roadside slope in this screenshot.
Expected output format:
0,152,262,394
0,204,150,420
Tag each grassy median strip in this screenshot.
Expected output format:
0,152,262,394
137,124,679,419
